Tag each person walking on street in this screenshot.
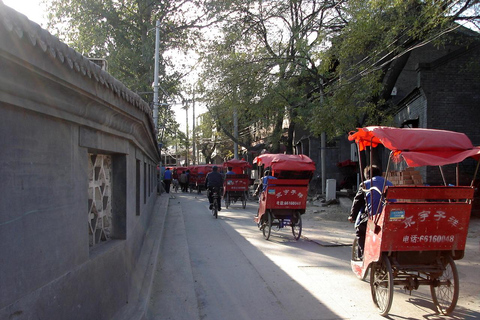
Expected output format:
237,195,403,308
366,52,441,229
205,166,223,210
163,168,172,193
186,169,191,192
179,171,188,192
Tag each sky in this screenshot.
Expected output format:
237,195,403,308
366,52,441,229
3,0,48,27
2,0,203,134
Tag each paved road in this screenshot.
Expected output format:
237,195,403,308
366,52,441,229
146,192,480,320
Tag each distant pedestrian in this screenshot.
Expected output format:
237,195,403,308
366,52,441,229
163,168,172,193
179,171,188,192
186,169,191,192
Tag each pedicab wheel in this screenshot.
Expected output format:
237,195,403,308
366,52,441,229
430,255,459,315
291,211,302,240
225,193,230,209
262,210,272,240
242,192,247,209
370,254,394,316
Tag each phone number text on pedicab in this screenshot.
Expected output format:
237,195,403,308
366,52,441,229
402,234,455,243
275,201,302,206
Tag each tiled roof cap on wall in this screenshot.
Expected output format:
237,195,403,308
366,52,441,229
0,3,152,118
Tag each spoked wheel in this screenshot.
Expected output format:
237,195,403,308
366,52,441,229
291,211,302,240
212,196,218,219
262,210,272,240
225,193,230,209
430,255,459,315
242,192,247,209
370,254,394,316
212,204,217,219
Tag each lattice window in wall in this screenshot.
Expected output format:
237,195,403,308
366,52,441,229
88,154,112,247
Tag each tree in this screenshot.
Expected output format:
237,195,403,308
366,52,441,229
199,0,480,145
308,0,480,137
45,0,220,141
45,0,480,151
197,0,349,153
195,111,235,163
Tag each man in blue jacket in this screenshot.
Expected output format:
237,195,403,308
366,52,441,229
348,164,392,259
163,167,172,193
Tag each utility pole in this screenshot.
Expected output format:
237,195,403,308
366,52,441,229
234,107,238,159
192,91,196,165
319,86,326,195
175,128,178,166
153,20,161,193
153,20,160,133
185,101,189,166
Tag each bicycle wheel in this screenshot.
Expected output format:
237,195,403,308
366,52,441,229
262,210,272,240
212,202,218,219
291,211,302,240
370,254,394,316
212,194,218,219
430,255,459,315
225,193,230,209
242,192,247,209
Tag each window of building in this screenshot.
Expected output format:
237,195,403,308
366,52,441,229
88,153,127,248
136,160,141,215
88,154,112,247
144,162,147,204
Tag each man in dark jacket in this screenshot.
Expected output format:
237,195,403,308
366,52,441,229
205,166,223,210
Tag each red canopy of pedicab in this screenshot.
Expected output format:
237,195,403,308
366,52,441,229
223,159,252,169
253,154,316,171
348,126,480,167
194,164,214,174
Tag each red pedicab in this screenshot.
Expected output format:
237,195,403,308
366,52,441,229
194,164,215,194
349,126,480,316
223,159,252,209
253,154,315,240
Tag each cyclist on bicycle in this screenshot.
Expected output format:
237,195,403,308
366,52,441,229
205,165,223,211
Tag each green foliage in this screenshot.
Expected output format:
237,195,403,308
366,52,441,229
194,110,234,162
198,0,348,152
307,0,480,137
45,0,215,147
44,0,480,152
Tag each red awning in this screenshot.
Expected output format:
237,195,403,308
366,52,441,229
253,154,316,171
348,126,480,167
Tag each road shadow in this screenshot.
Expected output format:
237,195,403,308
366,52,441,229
175,193,345,320
177,193,480,319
